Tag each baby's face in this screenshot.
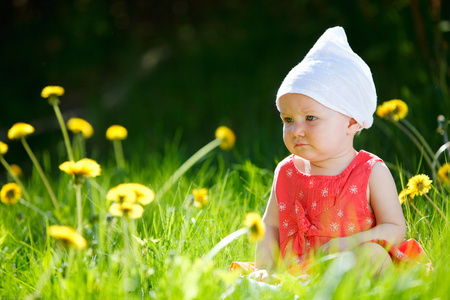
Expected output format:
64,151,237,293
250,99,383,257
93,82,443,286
278,93,354,162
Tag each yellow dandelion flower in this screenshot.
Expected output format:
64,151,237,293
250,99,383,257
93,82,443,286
438,163,450,184
398,189,412,205
59,161,100,233
8,123,35,140
106,125,128,140
108,202,124,217
106,183,154,205
193,188,208,208
125,183,155,205
376,99,408,121
10,164,23,178
59,158,101,178
215,126,236,150
109,202,144,219
406,174,432,198
48,225,87,250
375,104,390,119
0,183,22,205
0,141,8,156
67,118,94,138
243,212,266,242
106,184,136,203
41,86,65,98
9,122,58,209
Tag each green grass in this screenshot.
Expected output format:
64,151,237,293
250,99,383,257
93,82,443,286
0,133,449,299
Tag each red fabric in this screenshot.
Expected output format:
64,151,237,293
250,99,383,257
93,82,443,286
367,238,431,266
230,151,432,275
276,150,380,259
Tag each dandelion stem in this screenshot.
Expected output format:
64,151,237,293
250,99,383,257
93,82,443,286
0,156,31,202
203,227,248,263
122,217,140,290
73,133,86,160
437,115,450,158
20,137,59,210
408,199,433,228
157,138,222,200
129,219,140,260
128,219,142,282
113,139,125,170
392,121,434,173
76,184,83,233
86,179,97,229
423,193,449,224
52,102,74,161
434,142,450,165
123,217,131,269
401,119,436,165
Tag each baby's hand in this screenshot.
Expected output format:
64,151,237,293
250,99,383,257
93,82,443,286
319,236,359,255
247,269,270,283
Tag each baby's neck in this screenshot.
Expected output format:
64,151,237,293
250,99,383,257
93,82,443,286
295,150,358,176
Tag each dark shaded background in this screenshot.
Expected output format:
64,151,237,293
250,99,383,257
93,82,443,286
1,0,449,173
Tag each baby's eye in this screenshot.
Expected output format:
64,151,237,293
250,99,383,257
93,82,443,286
283,117,294,123
306,115,317,121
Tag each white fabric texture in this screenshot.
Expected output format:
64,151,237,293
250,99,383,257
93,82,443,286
276,26,377,129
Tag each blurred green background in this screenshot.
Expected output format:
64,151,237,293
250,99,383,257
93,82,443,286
0,0,449,173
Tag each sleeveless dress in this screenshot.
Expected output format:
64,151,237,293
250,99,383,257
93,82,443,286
230,151,431,274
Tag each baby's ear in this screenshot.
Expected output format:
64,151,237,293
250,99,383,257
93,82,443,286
347,118,362,135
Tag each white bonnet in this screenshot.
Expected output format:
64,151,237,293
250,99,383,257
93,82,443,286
276,26,377,129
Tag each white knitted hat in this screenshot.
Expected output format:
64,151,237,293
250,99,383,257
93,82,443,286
276,26,377,129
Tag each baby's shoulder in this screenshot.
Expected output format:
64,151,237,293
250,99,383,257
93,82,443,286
368,160,391,181
275,155,292,171
275,155,307,173
352,150,384,175
358,150,383,165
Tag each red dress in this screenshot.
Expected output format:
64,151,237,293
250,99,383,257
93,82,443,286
230,151,431,274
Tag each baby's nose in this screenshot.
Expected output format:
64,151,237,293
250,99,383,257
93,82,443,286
292,122,305,136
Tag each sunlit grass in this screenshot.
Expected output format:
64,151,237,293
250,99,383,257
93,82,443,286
0,90,449,299
0,140,448,299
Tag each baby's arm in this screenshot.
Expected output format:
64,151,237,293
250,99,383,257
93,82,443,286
256,183,280,271
248,182,280,282
320,162,406,253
